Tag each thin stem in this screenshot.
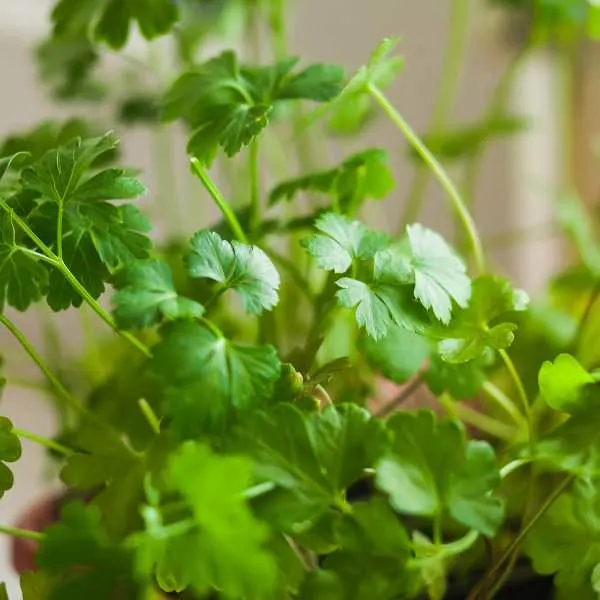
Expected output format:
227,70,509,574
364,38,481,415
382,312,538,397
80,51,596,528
438,394,516,441
499,458,532,480
401,0,472,225
242,481,277,499
201,317,224,339
138,399,161,436
0,524,44,543
498,349,532,439
56,205,64,261
482,380,528,429
249,142,261,235
268,0,288,60
369,84,485,274
189,158,249,244
466,474,574,600
0,313,86,416
12,427,74,457
375,377,424,417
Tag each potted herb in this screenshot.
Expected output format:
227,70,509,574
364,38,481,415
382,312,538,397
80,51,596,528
1,0,600,599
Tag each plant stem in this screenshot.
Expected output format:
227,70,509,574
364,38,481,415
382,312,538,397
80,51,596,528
242,481,277,499
12,427,74,456
438,394,516,441
56,205,64,261
498,349,532,439
0,524,44,543
189,158,249,244
375,377,424,417
499,458,532,480
249,141,261,235
138,399,161,436
0,313,86,416
482,380,528,430
369,84,485,274
466,474,574,600
400,0,472,225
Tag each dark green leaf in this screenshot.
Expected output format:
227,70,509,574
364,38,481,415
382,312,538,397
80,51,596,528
424,355,487,400
0,417,22,499
186,230,280,315
112,259,205,330
151,321,281,437
376,411,504,536
302,213,388,274
36,502,138,600
132,442,278,598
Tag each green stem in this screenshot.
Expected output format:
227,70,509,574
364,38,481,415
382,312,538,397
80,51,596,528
498,349,532,439
12,427,73,457
249,141,261,235
466,474,574,600
268,0,288,60
499,458,532,480
369,84,485,274
201,317,224,339
138,399,161,436
0,524,44,543
242,481,277,499
0,313,86,416
190,158,249,244
56,206,64,261
400,0,472,225
482,380,528,429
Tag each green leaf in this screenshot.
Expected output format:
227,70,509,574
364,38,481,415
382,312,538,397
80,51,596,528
308,38,404,134
376,411,504,536
60,419,144,537
423,355,487,400
0,583,7,600
51,0,179,49
0,214,49,311
236,403,386,523
336,278,427,341
132,442,278,598
405,224,471,324
16,133,151,310
163,51,343,163
36,501,137,600
0,417,22,498
362,325,431,383
186,230,280,315
269,149,394,213
539,354,596,414
438,275,529,363
20,572,55,600
151,321,281,437
112,259,205,330
302,213,388,274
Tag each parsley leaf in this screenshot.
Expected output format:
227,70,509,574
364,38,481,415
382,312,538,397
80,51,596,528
61,420,144,536
336,278,427,341
134,442,277,597
0,417,22,498
186,230,280,315
438,275,529,363
302,213,388,274
151,322,281,437
15,133,152,310
309,38,404,135
423,355,487,400
376,410,504,536
235,403,386,523
362,325,431,384
112,259,205,330
51,0,179,49
269,148,395,213
36,501,138,600
405,224,471,324
163,51,344,163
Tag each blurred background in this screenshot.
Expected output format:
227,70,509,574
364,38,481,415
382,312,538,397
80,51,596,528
0,0,596,588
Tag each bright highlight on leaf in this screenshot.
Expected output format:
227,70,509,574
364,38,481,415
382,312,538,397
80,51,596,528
112,259,205,330
186,230,280,315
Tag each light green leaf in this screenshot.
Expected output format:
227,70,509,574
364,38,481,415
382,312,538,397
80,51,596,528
302,213,388,274
112,259,205,330
186,230,280,315
376,411,504,536
336,278,427,341
151,322,281,438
